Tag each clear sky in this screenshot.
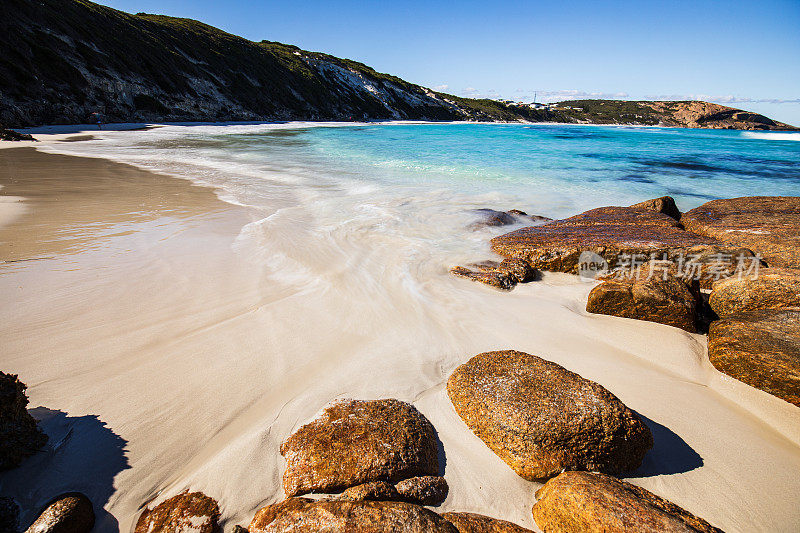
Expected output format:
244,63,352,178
100,0,800,125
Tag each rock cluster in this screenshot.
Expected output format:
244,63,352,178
532,471,724,532
0,372,48,471
447,350,652,480
451,258,537,291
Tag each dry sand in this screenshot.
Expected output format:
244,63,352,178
0,145,799,532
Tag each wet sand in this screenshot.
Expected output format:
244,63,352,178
1,145,799,532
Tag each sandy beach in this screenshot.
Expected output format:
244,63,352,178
1,139,800,532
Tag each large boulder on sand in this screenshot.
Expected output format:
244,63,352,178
630,196,681,220
280,399,439,497
446,350,652,480
531,471,723,533
0,372,48,471
134,492,220,533
708,309,800,406
681,196,800,268
249,498,457,533
586,276,698,332
490,206,718,274
24,493,95,533
441,512,534,532
709,268,800,317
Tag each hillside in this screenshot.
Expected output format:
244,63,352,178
0,0,795,130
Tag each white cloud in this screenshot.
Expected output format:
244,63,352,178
432,84,449,92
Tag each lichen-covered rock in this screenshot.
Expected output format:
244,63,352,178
630,196,681,220
1,497,19,533
340,481,401,502
450,266,515,291
491,206,717,274
709,268,800,317
447,350,652,480
441,512,534,532
708,309,800,406
531,471,724,532
495,258,537,283
682,196,800,268
586,276,698,332
394,476,449,505
24,493,94,533
280,399,439,497
0,372,48,471
248,498,458,532
133,492,220,533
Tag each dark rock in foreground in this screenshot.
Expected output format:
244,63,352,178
24,493,95,533
446,350,652,480
0,127,35,142
682,196,800,269
587,276,698,332
441,511,534,532
395,476,449,505
0,372,48,471
280,399,439,497
532,471,724,532
630,196,681,221
248,498,457,532
709,268,800,317
134,492,220,533
1,497,19,533
708,309,800,406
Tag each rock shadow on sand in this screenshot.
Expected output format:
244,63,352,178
0,408,130,532
630,414,703,477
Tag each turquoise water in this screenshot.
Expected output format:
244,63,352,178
49,122,800,219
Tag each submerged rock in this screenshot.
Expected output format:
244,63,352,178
532,471,724,532
0,372,48,471
446,350,652,480
24,493,94,533
394,476,449,505
681,196,800,268
133,492,220,533
469,209,552,230
708,309,800,406
630,196,681,221
709,268,800,317
441,512,534,532
450,266,515,291
280,399,439,497
586,275,698,332
450,257,537,291
249,498,457,533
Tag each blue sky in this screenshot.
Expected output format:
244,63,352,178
101,0,800,125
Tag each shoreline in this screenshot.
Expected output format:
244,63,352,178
1,146,800,532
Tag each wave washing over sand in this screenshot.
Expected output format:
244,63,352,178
2,123,800,532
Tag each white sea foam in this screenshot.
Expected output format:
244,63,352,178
741,131,800,141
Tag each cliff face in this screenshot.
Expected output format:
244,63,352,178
0,0,795,130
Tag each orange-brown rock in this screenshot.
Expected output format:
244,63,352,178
394,476,449,505
134,492,220,533
451,258,537,290
586,276,698,332
681,196,800,268
249,498,457,532
531,471,723,533
340,481,402,502
708,309,800,406
442,512,535,532
491,206,717,274
446,350,652,481
280,399,439,497
709,268,800,317
24,493,95,533
1,372,48,471
630,196,681,221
